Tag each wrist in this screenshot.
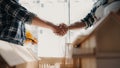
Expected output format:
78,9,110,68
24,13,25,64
47,22,57,31
68,26,72,30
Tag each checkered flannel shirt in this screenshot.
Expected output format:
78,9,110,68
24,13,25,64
81,0,108,28
0,0,35,45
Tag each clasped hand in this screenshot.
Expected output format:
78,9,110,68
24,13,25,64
53,23,68,36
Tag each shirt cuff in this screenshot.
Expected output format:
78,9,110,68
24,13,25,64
24,12,36,24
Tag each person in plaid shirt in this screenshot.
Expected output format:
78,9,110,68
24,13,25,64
67,0,120,30
0,0,68,46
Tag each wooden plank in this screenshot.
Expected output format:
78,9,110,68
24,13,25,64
72,12,120,68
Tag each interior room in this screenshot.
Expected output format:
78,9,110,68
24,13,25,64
0,0,120,68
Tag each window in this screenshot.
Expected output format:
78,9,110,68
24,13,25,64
20,0,94,57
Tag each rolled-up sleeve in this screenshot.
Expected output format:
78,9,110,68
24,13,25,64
81,6,97,28
0,0,35,24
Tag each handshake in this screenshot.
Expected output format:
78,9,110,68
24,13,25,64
46,21,84,36
52,23,69,36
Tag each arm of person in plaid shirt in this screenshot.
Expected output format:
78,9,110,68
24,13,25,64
0,0,68,36
67,7,97,30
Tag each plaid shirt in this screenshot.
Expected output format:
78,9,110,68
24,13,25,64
81,0,108,28
0,0,35,45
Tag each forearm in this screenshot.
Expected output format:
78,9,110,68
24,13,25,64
68,21,86,30
31,16,57,31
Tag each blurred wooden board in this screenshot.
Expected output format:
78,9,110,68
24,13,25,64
72,12,120,68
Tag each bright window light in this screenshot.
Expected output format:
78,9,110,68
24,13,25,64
20,0,94,57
